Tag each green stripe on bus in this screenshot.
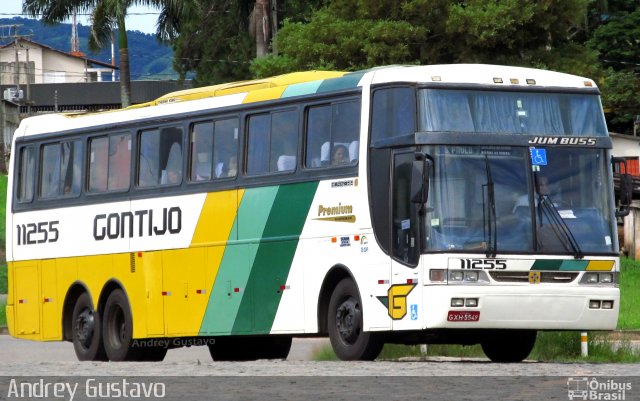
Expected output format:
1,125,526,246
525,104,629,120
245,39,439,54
560,260,589,271
531,260,563,270
316,72,365,93
199,186,279,335
232,181,319,334
281,81,325,98
531,260,589,271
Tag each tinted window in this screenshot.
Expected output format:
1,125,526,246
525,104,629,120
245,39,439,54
89,133,130,192
371,87,416,142
138,127,183,187
190,118,239,181
17,146,35,203
305,99,360,168
247,110,298,175
40,141,81,198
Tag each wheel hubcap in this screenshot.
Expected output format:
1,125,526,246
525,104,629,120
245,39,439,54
336,297,361,344
74,309,95,348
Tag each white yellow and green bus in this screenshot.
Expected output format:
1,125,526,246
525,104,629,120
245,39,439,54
5,65,629,362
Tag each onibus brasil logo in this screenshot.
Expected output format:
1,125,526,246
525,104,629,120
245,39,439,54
567,377,632,400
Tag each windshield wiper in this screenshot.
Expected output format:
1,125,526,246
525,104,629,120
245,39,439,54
482,156,497,258
537,194,583,259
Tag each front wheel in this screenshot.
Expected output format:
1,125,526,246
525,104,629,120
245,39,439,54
102,289,139,361
481,330,537,362
328,278,383,361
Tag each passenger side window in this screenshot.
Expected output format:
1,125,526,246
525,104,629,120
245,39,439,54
305,99,360,168
40,141,82,199
247,110,298,175
89,133,131,193
189,118,239,181
17,146,35,203
138,127,183,187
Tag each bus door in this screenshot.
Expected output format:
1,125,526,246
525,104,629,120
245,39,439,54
390,150,423,330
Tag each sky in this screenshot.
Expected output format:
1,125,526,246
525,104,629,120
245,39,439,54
1,0,160,35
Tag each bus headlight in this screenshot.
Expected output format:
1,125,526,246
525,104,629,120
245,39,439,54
447,270,489,284
580,272,617,285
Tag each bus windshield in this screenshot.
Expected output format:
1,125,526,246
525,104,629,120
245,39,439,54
424,145,616,255
418,89,608,136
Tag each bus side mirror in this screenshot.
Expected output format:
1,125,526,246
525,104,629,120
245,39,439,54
612,157,632,217
411,152,431,204
617,173,632,217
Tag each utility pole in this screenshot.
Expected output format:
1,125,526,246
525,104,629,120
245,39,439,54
0,24,33,105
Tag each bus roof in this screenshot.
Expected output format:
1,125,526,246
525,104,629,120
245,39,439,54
14,64,598,139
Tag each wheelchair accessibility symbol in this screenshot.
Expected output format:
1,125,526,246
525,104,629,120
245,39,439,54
529,147,547,166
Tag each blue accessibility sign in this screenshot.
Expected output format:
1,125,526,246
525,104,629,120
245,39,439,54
529,147,547,166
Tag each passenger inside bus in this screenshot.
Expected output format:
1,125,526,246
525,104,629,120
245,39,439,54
164,142,182,185
331,144,349,165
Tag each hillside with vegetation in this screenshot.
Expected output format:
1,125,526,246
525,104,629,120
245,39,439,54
0,17,177,80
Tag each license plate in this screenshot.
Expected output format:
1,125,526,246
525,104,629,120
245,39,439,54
447,311,480,322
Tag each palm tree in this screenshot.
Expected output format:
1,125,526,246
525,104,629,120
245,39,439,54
23,0,189,107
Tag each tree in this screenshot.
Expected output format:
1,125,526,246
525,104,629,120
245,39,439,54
251,0,592,76
586,4,640,132
173,0,322,86
23,0,189,107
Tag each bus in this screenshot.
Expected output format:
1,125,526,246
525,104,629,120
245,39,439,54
5,65,629,362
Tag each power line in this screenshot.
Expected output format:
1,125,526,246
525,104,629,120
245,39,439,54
0,13,161,16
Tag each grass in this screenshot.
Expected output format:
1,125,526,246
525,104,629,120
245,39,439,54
0,264,6,294
0,175,6,296
619,258,640,329
0,299,5,327
0,174,6,246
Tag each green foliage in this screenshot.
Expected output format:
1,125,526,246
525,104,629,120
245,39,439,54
172,0,255,85
0,175,6,247
0,265,6,295
0,298,5,327
600,70,640,132
588,8,640,72
252,0,591,76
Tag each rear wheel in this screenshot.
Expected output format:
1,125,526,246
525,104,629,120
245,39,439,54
328,278,383,361
71,292,107,361
481,330,537,362
102,289,140,361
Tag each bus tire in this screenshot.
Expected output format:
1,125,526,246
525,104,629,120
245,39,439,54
71,292,107,361
328,278,383,361
102,289,139,361
481,330,537,362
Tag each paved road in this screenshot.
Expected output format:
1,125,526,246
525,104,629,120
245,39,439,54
1,335,640,401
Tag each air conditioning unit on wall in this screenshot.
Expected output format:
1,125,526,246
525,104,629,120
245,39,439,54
3,88,24,101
